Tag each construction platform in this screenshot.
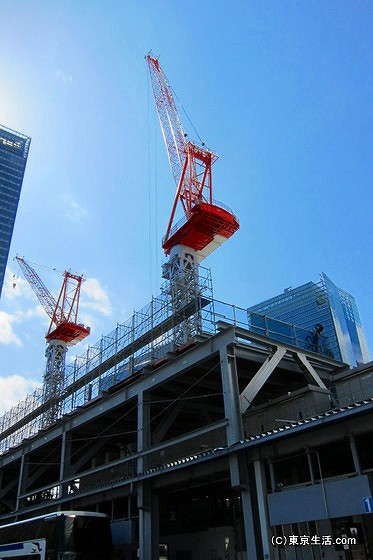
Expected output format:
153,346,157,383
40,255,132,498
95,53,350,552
2,271,373,558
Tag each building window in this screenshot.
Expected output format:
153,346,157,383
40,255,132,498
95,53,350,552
311,440,355,479
272,453,311,488
355,432,373,471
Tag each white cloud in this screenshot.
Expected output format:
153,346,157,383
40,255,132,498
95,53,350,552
63,198,89,224
0,311,22,346
81,278,112,317
14,304,50,335
15,304,47,321
0,375,40,416
0,268,49,346
56,69,73,87
2,267,35,302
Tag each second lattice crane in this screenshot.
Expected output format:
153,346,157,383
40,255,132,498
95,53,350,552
15,256,90,423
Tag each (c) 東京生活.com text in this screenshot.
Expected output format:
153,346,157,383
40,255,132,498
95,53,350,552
271,535,357,547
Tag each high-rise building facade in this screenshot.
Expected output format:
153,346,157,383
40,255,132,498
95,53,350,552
0,125,31,298
248,273,370,366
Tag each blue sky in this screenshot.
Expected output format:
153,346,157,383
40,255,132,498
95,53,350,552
0,1,372,413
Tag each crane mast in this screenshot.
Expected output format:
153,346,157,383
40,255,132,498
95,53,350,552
146,53,239,346
16,257,90,425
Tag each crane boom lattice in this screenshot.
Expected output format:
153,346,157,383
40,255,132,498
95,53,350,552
15,256,61,322
147,54,186,188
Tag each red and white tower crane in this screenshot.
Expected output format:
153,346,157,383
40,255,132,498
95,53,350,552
16,256,90,423
146,53,239,343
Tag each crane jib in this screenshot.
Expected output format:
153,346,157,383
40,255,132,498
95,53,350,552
146,52,239,258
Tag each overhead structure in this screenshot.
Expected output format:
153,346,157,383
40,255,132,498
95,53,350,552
15,256,90,424
146,53,239,345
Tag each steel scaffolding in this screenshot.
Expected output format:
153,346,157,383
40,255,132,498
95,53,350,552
0,268,335,455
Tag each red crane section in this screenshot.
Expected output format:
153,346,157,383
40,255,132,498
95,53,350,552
16,256,90,346
146,53,239,260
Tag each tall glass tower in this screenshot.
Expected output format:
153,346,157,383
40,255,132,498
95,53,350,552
248,273,370,366
0,125,31,298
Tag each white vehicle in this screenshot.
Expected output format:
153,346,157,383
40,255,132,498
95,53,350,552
0,511,112,560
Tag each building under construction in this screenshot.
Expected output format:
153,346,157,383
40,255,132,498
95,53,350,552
1,55,373,559
1,277,373,559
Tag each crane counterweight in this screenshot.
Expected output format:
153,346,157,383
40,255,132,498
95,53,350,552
46,322,90,346
162,200,239,261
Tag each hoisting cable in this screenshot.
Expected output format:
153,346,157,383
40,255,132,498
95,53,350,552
170,84,205,147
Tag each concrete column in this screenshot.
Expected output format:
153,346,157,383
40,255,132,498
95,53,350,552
137,480,152,560
59,431,72,498
254,459,272,559
137,392,150,467
349,435,362,475
239,467,259,560
220,345,260,558
137,392,159,559
268,460,276,492
16,451,29,511
151,492,160,558
219,344,244,445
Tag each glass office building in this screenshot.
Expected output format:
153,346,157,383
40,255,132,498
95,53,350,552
248,273,370,366
0,125,31,298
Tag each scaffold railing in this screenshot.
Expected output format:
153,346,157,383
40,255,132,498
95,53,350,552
0,269,335,454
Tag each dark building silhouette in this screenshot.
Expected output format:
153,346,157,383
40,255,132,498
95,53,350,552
0,124,31,298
